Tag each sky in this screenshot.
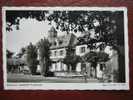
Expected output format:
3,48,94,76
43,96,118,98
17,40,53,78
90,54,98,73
6,18,63,54
6,18,81,55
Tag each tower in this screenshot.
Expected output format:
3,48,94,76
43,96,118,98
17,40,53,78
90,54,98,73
48,26,57,42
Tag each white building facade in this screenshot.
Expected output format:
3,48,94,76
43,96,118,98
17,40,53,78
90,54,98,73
47,27,115,78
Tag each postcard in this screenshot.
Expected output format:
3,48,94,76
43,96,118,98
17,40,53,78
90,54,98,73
2,7,129,90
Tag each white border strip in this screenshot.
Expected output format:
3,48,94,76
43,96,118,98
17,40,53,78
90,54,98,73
2,6,127,11
2,7,129,90
2,6,7,90
124,8,129,88
5,83,129,90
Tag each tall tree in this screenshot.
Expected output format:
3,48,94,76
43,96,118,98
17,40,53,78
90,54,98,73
37,38,51,76
6,10,125,82
6,49,14,58
26,43,38,75
83,51,109,78
6,11,48,31
63,46,81,72
6,50,14,72
17,47,26,58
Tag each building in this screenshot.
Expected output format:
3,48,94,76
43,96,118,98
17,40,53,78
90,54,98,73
48,27,79,76
47,27,106,77
19,27,114,79
75,35,91,77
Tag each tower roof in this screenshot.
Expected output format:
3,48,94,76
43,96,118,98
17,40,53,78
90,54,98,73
48,26,57,33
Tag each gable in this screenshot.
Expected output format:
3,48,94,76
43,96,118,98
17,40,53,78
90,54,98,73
50,33,77,50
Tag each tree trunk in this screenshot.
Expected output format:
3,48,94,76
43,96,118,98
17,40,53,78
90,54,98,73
71,64,76,72
40,59,46,76
31,65,37,75
118,53,125,82
92,63,97,78
114,46,125,83
67,64,71,72
95,67,97,78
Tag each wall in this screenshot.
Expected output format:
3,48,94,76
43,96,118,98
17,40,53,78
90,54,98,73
75,44,90,56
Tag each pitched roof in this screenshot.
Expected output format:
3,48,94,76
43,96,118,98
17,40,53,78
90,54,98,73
48,26,57,33
50,33,77,49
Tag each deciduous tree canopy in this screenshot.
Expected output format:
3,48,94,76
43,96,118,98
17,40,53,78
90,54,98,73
26,43,38,75
6,10,125,81
6,10,124,47
37,37,51,76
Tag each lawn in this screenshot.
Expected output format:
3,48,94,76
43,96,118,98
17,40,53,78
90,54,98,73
7,73,99,83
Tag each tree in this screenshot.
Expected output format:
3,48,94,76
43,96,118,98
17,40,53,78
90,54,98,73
37,38,51,76
6,11,48,31
63,46,81,72
83,51,109,78
6,50,14,72
51,11,124,82
26,43,38,75
16,47,26,58
6,50,14,58
6,10,125,82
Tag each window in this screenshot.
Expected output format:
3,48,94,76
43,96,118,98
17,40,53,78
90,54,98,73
50,51,52,56
60,50,64,56
80,47,85,53
59,41,63,45
54,42,57,46
54,51,57,56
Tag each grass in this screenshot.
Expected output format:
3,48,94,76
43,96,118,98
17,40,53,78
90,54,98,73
7,73,99,83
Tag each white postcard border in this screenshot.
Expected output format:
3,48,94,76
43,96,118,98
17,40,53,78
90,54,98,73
2,7,129,90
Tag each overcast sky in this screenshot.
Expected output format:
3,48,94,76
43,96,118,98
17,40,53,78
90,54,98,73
6,18,81,55
6,18,65,54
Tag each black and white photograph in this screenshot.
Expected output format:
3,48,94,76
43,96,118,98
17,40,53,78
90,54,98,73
2,7,129,90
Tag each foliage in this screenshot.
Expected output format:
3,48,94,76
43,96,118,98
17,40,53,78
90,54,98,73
37,37,51,76
26,43,38,75
6,11,124,46
97,52,110,62
6,50,14,72
63,46,81,71
83,51,98,63
6,50,14,58
83,51,109,63
6,10,125,82
16,47,26,58
6,11,48,31
6,10,124,48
